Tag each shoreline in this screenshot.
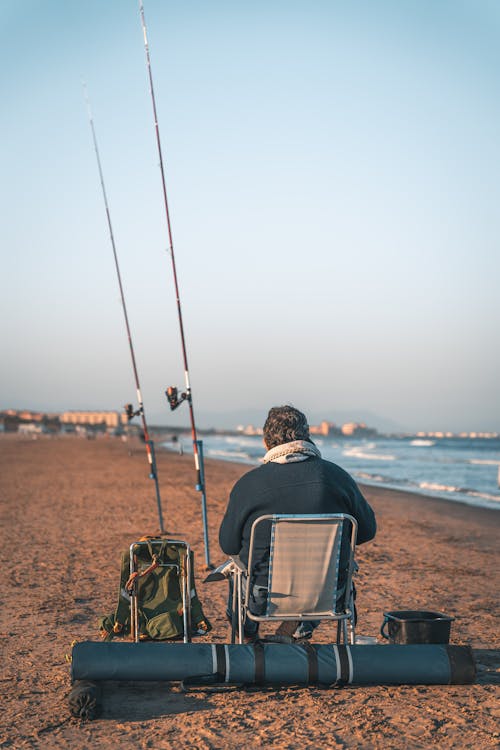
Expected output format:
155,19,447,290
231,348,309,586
357,481,500,526
158,436,500,513
1,434,499,749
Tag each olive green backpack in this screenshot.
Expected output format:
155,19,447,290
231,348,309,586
99,537,211,641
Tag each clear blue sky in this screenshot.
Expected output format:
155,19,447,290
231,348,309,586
1,0,499,432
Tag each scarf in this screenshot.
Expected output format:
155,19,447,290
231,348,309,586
263,439,322,464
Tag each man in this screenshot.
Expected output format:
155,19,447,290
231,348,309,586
219,405,376,640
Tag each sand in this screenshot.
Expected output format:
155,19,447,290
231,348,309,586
0,433,498,749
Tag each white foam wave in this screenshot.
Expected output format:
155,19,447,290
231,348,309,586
419,482,500,503
207,449,252,461
410,439,435,447
466,491,500,503
356,472,390,483
224,436,262,447
419,481,459,493
468,459,500,466
343,447,396,461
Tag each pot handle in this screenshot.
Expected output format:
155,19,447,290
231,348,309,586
380,616,390,640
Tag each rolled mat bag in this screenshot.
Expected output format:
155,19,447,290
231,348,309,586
68,680,102,720
71,642,476,687
381,611,454,645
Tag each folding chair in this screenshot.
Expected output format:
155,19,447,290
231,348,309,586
128,538,192,643
229,513,357,645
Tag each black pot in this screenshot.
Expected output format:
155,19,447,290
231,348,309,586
381,610,454,644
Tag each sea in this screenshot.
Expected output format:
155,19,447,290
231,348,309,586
164,434,500,512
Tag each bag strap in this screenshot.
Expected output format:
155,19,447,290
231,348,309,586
112,550,133,634
146,538,169,562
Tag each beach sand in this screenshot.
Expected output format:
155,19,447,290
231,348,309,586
1,433,498,749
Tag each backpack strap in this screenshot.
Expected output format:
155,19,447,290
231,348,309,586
125,540,167,595
111,550,133,635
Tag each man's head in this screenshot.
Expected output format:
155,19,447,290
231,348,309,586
263,405,310,449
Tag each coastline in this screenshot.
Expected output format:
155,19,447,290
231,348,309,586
357,481,500,528
159,432,500,512
1,433,498,749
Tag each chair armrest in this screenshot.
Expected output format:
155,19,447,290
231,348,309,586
203,557,247,583
229,556,248,574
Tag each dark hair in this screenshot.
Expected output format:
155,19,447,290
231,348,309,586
263,405,310,449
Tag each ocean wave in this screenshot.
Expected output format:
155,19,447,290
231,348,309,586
343,447,396,461
465,490,500,503
207,449,253,462
224,436,262,448
418,481,500,503
410,439,435,447
468,459,500,466
355,472,394,483
161,434,500,511
419,481,460,493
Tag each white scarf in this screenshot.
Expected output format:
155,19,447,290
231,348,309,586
263,440,322,464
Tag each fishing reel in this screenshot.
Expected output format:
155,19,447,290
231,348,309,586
124,403,143,421
165,386,189,411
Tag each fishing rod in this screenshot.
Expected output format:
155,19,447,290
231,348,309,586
83,84,165,534
138,1,212,568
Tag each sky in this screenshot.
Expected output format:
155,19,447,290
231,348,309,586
1,0,499,433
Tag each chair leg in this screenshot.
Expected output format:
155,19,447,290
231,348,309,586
181,556,191,644
230,572,245,644
230,575,237,644
342,619,348,644
348,588,356,644
336,620,342,645
349,606,356,644
237,572,244,644
131,587,138,642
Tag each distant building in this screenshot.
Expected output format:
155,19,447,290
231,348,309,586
237,424,263,436
0,409,60,432
60,411,128,429
309,420,377,437
341,422,377,437
417,430,499,439
309,421,341,437
19,410,42,422
18,422,46,434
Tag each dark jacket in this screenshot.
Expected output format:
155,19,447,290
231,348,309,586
219,456,376,586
